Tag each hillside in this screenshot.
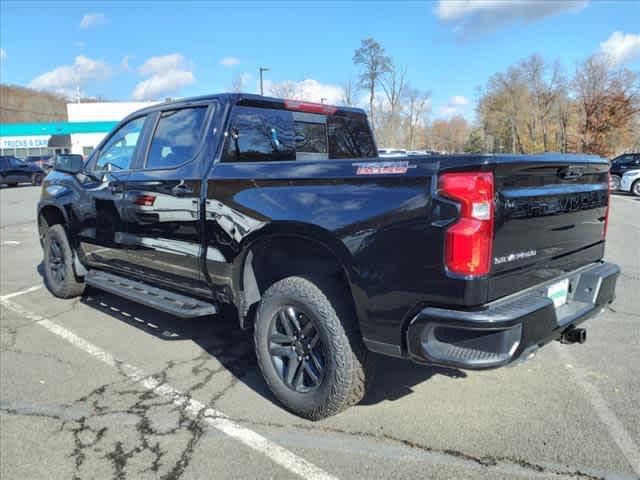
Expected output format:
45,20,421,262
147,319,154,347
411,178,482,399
0,84,67,124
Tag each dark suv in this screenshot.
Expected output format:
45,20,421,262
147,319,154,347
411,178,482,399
610,153,640,190
0,155,46,187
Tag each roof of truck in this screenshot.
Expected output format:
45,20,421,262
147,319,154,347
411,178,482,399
127,93,367,118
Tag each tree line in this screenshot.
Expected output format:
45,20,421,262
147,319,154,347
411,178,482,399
353,38,639,156
260,37,640,157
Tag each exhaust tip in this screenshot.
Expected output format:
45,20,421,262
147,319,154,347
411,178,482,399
559,327,587,345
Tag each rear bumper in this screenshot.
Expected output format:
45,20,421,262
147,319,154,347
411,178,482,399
406,261,620,369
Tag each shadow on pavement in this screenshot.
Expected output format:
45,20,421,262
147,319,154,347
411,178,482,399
36,261,464,409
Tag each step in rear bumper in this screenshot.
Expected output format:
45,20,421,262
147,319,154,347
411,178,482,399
406,261,620,369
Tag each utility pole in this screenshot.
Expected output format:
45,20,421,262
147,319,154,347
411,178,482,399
320,97,327,104
259,66,270,96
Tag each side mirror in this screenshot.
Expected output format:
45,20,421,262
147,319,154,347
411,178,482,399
54,154,84,174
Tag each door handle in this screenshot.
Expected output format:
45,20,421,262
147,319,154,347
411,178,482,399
172,182,193,197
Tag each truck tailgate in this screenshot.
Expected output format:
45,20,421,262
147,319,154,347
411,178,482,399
490,159,609,299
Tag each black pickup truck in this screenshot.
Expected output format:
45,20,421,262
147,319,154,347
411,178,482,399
38,93,619,419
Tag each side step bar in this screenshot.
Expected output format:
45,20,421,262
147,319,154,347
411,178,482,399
85,270,218,318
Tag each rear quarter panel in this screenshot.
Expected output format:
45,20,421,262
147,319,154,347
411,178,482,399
204,158,445,346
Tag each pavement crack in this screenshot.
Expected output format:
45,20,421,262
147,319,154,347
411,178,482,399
229,417,603,480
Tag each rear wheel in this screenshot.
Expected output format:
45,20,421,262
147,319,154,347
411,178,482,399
254,276,374,420
632,180,640,197
32,172,44,186
43,225,85,298
610,175,621,191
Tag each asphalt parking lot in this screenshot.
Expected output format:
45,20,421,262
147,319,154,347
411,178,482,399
1,185,639,480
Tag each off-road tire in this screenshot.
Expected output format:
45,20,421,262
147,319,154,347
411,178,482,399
43,224,85,298
254,276,375,420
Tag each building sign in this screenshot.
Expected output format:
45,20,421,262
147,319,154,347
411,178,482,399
1,135,51,149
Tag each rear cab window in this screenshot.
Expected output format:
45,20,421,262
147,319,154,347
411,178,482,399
222,105,376,162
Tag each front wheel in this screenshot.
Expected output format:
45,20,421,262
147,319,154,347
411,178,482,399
632,180,640,197
254,276,374,420
43,224,85,298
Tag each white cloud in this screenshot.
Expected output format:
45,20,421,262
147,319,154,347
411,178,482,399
120,55,133,71
448,95,470,106
0,48,6,60
132,53,195,101
138,53,184,76
264,78,343,104
436,0,588,37
80,12,108,29
437,105,462,118
220,56,240,67
600,31,640,65
436,95,472,118
28,55,111,98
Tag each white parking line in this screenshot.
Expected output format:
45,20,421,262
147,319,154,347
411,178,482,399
0,291,338,480
0,284,42,300
554,344,640,476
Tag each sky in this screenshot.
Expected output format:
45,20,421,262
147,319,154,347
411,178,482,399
0,0,639,120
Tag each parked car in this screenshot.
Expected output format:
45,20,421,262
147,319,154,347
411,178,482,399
25,155,54,171
620,169,640,196
610,152,640,190
37,93,619,420
0,155,46,187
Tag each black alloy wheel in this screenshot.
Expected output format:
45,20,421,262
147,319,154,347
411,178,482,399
48,238,66,284
268,306,325,392
43,224,85,298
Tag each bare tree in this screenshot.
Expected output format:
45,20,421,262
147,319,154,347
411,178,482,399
379,61,408,145
520,55,566,151
353,38,391,129
267,80,301,100
341,77,356,106
230,73,245,93
403,87,431,149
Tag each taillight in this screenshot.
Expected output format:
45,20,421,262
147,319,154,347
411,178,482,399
438,172,494,276
603,172,610,239
133,194,156,207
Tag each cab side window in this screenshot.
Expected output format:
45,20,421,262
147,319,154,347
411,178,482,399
146,107,208,169
95,116,146,172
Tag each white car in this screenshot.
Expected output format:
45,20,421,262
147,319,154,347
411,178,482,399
620,169,640,196
378,148,406,158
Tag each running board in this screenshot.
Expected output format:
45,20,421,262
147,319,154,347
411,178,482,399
85,270,218,318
